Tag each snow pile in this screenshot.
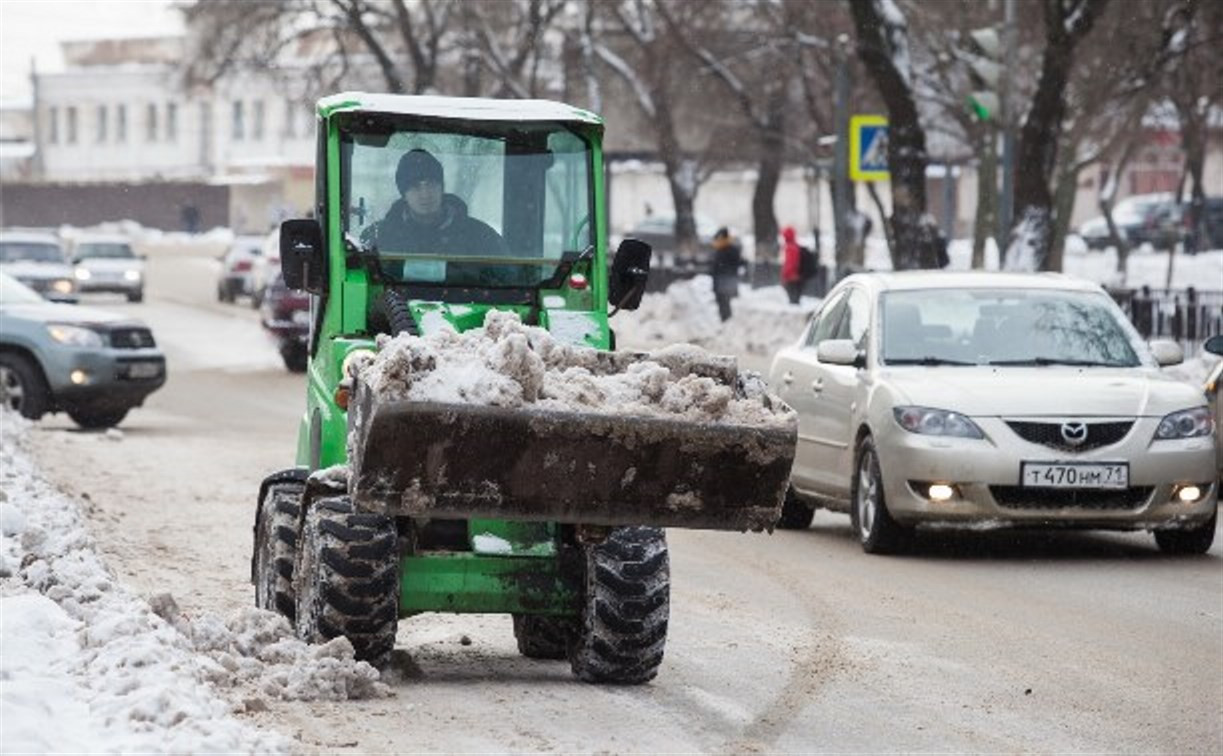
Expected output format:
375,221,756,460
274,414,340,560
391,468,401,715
615,276,819,357
0,410,388,754
356,309,793,428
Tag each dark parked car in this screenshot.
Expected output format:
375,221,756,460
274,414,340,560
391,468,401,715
260,271,310,372
1182,197,1223,253
0,272,166,428
1075,193,1182,252
623,214,718,270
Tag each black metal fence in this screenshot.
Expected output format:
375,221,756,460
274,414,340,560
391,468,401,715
1108,286,1223,349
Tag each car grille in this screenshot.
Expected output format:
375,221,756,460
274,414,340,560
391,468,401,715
990,486,1153,510
1005,420,1134,452
109,327,157,349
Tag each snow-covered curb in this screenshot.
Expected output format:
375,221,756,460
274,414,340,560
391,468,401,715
0,410,390,754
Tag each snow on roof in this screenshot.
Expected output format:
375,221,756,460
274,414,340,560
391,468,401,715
318,91,603,126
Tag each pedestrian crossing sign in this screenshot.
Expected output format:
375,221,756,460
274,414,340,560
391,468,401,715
849,115,889,182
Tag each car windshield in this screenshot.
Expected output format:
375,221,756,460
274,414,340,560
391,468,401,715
881,288,1141,367
0,241,64,263
77,243,135,259
0,273,47,304
341,116,594,288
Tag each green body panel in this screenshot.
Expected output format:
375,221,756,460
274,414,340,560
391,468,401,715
399,553,580,616
296,94,614,616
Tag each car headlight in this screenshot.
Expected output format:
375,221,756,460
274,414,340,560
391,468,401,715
47,324,104,348
51,279,75,293
124,270,142,281
893,406,984,439
74,268,92,281
1154,407,1213,440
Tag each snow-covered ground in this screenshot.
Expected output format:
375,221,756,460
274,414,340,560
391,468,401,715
1,229,1219,751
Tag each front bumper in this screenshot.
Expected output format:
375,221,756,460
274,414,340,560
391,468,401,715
42,346,166,412
875,417,1217,531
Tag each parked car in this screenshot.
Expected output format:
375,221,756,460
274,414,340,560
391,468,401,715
1075,193,1182,252
249,226,281,309
1181,196,1223,253
623,214,717,270
0,230,78,303
217,235,265,303
69,233,146,302
768,270,1217,555
259,270,310,372
0,272,166,428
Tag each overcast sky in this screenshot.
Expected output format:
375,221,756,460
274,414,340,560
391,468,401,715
0,0,183,102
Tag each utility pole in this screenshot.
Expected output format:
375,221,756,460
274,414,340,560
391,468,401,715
997,0,1016,243
832,34,854,278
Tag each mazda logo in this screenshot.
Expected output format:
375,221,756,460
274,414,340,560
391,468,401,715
1060,422,1088,446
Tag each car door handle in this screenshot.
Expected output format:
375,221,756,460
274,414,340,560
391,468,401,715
782,371,794,385
811,378,824,393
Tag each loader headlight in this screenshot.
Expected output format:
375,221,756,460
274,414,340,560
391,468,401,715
1154,407,1212,440
341,347,376,380
893,406,984,439
47,324,104,348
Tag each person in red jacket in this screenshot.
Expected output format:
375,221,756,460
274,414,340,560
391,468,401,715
780,225,802,305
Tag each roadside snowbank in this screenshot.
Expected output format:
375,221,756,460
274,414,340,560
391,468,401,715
0,411,389,754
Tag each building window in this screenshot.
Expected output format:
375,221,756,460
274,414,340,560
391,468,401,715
48,106,58,143
96,104,107,142
147,103,158,141
252,99,264,140
232,100,245,140
66,106,77,144
166,102,177,141
116,104,127,142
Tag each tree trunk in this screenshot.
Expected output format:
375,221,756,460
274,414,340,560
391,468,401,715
1047,150,1079,273
972,129,997,269
752,121,784,265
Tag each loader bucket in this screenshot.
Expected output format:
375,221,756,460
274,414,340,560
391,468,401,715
346,384,797,532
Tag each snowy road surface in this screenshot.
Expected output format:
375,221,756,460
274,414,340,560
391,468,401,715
4,243,1221,753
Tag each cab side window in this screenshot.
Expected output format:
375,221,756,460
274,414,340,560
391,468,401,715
804,290,849,348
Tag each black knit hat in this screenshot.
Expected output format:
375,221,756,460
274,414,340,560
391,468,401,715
395,149,443,194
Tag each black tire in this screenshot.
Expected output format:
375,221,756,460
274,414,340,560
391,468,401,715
568,526,669,685
1154,508,1216,555
280,342,308,373
218,281,234,303
850,436,912,554
127,290,144,303
0,353,50,420
370,290,418,336
67,406,129,429
253,481,304,621
513,614,577,660
776,486,816,530
295,496,400,668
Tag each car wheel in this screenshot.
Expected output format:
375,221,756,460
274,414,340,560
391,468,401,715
776,485,815,530
1154,508,1216,555
67,406,129,429
280,342,308,373
127,290,144,303
850,436,912,554
0,353,50,420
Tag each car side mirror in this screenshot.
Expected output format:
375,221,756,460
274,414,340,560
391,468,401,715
609,238,651,312
1149,339,1184,366
280,218,325,293
1204,334,1223,357
817,339,863,367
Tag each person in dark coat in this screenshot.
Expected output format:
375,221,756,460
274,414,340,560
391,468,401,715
711,227,743,322
376,149,507,264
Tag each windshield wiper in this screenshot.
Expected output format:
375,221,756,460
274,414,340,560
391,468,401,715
987,357,1122,367
885,356,976,366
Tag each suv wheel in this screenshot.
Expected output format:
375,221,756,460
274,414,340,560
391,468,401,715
67,407,129,429
0,353,50,420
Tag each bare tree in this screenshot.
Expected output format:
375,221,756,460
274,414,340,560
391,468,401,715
458,0,569,98
1004,0,1109,271
848,0,945,269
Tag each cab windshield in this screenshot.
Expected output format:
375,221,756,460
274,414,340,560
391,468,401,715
340,116,594,288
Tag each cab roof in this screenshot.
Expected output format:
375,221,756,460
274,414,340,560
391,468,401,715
318,92,603,127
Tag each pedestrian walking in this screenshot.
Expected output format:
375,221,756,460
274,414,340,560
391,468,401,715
781,225,802,305
711,227,743,321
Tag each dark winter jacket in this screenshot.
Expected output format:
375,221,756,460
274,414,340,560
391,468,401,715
376,194,507,259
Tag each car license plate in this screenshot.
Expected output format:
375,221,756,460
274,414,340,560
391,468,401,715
126,361,163,379
1021,462,1128,489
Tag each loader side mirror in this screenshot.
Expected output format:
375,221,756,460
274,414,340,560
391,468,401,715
609,238,651,312
280,218,325,293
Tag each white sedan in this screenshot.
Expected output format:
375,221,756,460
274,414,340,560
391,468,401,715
768,271,1217,555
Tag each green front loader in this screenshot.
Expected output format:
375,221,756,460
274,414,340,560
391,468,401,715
252,92,796,684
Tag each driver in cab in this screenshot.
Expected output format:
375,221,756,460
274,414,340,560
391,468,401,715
376,149,507,260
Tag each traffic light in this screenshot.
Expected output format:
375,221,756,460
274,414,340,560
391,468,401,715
964,26,1002,122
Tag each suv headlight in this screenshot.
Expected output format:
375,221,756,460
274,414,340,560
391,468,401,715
893,406,984,439
1154,407,1213,440
47,324,104,348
